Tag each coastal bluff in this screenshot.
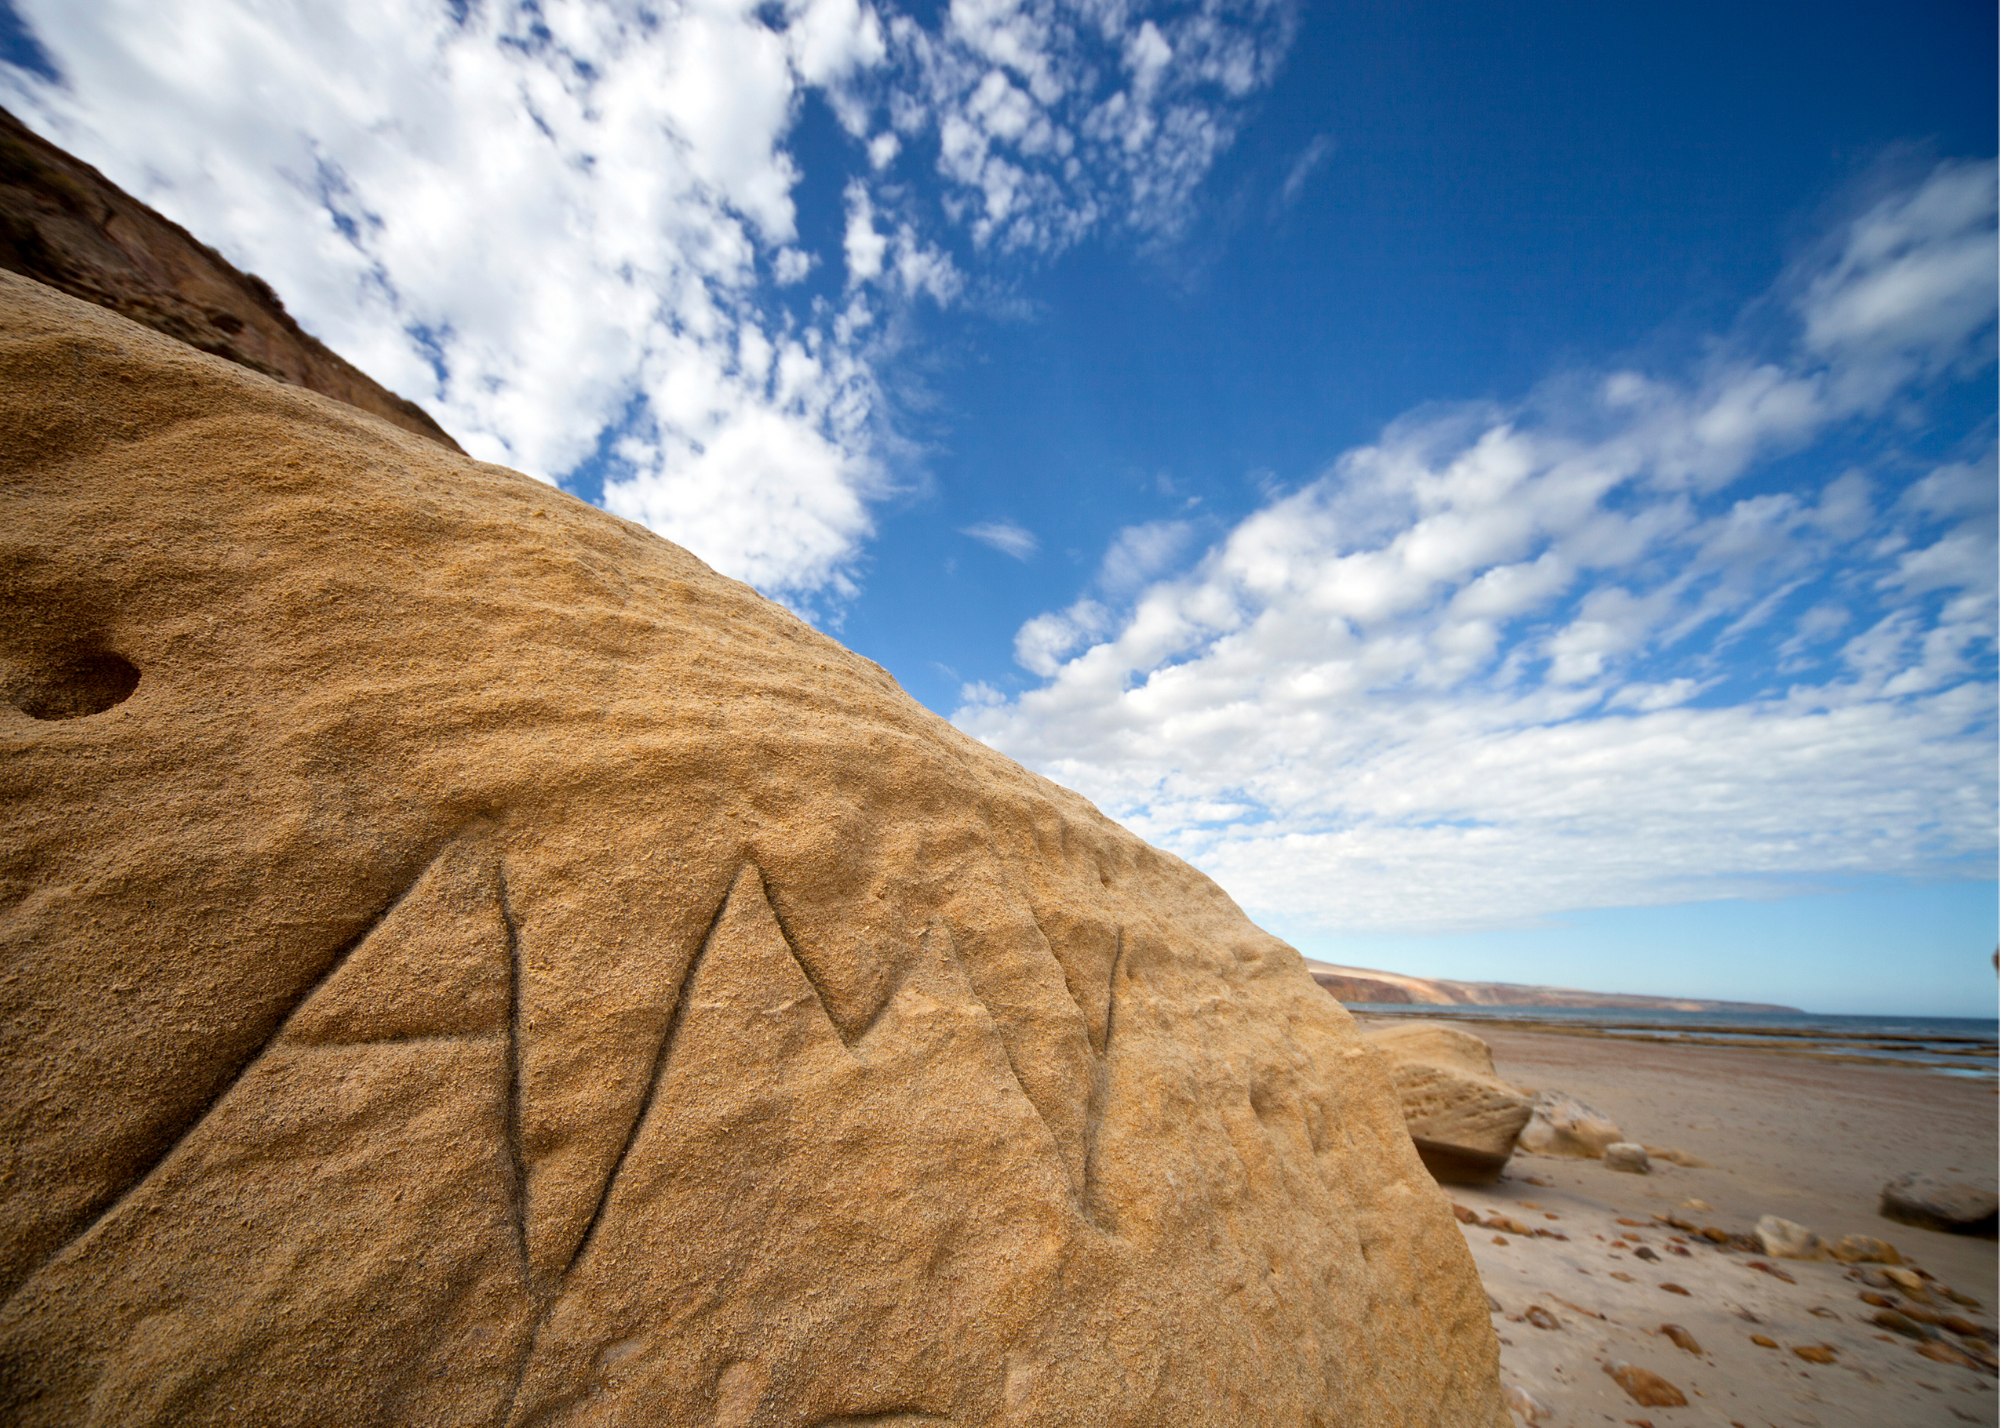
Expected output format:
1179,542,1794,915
0,106,459,453
0,271,1509,1427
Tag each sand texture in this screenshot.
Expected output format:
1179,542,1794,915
0,270,1509,1427
1370,1019,2000,1427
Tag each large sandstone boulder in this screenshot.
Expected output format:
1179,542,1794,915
0,271,1509,1427
1361,1022,1532,1185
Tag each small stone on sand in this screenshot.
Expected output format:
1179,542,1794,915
1750,1335,1778,1348
1755,1215,1828,1260
1603,1361,1687,1407
1828,1234,1901,1264
1659,1283,1691,1296
1604,1142,1651,1174
1660,1324,1702,1353
1792,1344,1838,1363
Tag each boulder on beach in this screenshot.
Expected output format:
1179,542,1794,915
1361,1021,1533,1184
1879,1174,2000,1237
0,272,1511,1428
1517,1088,1626,1158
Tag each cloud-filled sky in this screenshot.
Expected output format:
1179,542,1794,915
6,0,1994,1012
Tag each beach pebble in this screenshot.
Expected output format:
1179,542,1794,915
1603,1361,1687,1407
1941,1314,1992,1341
1450,1202,1480,1224
1828,1233,1901,1264
1880,1266,1932,1300
1915,1341,1979,1369
1660,1324,1702,1353
1500,1380,1553,1425
1523,1305,1560,1330
1750,1335,1778,1348
1659,1283,1690,1296
1941,1287,1983,1309
1678,1199,1711,1211
1747,1260,1797,1284
1755,1215,1828,1260
1603,1142,1650,1174
1792,1344,1838,1364
1872,1309,1931,1340
1642,1144,1711,1168
1633,1246,1660,1262
1879,1174,1999,1237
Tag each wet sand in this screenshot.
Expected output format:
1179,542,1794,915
1358,1016,2000,1427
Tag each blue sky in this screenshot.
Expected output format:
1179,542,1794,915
6,0,1994,1013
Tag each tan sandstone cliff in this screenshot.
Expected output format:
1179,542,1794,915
0,106,461,453
0,271,1509,1427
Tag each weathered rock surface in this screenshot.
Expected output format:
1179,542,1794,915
1517,1089,1625,1159
0,106,459,452
1362,1022,1533,1184
0,272,1510,1427
1879,1175,2000,1237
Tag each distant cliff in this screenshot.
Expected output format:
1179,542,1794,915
0,106,459,452
1307,961,1798,1014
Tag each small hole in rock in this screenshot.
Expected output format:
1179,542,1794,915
9,651,141,720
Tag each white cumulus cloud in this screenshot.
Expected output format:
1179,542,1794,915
2,0,1294,605
957,161,1999,934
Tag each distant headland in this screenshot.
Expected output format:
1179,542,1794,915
1306,959,1801,1013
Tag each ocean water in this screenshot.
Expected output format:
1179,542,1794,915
1343,1004,2000,1079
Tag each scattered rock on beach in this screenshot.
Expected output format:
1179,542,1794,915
1660,1324,1702,1353
1756,1215,1829,1260
1829,1234,1901,1264
1603,1142,1651,1174
1642,1144,1711,1168
1501,1380,1553,1425
1517,1089,1624,1158
1792,1344,1838,1363
1873,1309,1931,1340
1879,1174,1999,1237
0,275,1516,1428
1604,1361,1687,1407
1360,1022,1532,1184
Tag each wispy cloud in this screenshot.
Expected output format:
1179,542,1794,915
1278,132,1333,208
2,0,1296,608
958,161,1999,933
961,519,1040,560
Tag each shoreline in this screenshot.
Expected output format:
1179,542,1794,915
1357,1014,2000,1426
1350,1006,1999,1079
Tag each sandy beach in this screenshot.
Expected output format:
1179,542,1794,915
1355,1016,2000,1427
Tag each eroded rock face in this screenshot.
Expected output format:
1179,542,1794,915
1361,1022,1532,1185
0,273,1510,1427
